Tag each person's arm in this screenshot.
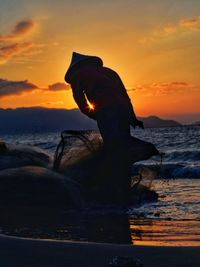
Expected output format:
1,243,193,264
127,99,144,129
71,83,96,120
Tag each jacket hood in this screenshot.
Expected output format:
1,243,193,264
65,52,103,83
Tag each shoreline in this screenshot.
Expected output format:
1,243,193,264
0,234,200,267
0,206,200,247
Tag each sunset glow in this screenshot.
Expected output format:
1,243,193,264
0,0,200,123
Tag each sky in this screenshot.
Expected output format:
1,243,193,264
0,0,200,123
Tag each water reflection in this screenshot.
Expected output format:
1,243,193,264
0,208,131,244
1,208,200,246
129,218,200,246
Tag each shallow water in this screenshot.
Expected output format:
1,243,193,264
129,179,200,221
128,179,200,246
133,125,200,178
130,219,200,246
0,179,199,246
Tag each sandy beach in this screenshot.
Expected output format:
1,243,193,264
0,234,199,267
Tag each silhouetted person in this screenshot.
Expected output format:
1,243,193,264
65,52,143,204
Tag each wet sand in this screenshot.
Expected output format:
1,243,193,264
0,234,200,267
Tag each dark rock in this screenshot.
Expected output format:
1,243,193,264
130,184,158,205
0,141,7,151
0,143,52,170
0,166,82,209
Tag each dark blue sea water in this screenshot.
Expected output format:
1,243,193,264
2,124,200,178
1,125,200,245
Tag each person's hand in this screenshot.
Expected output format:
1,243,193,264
131,119,144,129
136,120,144,129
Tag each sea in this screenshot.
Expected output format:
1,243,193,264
1,125,200,246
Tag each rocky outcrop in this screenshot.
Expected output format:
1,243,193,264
0,142,52,170
0,166,82,209
0,131,159,209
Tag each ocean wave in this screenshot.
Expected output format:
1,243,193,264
162,149,200,162
171,164,200,178
133,163,200,178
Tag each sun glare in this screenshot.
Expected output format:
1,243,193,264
88,102,95,110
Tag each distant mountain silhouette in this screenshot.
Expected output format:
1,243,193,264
138,115,181,128
0,107,181,134
194,120,200,125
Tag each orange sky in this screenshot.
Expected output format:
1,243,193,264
0,0,200,121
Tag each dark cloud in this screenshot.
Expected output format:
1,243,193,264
40,101,64,106
12,20,35,36
0,20,35,43
0,79,38,97
48,82,70,91
0,19,36,64
180,17,200,28
0,78,71,98
170,82,188,86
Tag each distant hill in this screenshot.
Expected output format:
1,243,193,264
0,107,97,134
194,120,200,125
138,115,181,128
0,107,181,134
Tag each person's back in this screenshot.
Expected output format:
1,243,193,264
70,64,132,113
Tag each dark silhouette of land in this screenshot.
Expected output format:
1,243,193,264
140,115,181,128
0,107,181,134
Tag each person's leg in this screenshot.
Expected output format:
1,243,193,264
96,107,132,204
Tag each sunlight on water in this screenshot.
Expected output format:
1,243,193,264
128,179,200,246
130,219,200,246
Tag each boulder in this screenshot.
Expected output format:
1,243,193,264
130,184,158,205
0,166,82,209
0,142,52,170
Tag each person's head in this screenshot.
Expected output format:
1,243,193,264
65,52,103,84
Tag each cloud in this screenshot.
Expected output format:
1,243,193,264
0,77,196,100
0,78,38,97
140,15,200,44
0,19,36,64
0,20,36,43
164,16,200,33
179,17,200,28
48,82,70,91
0,78,70,98
0,42,33,64
163,15,200,34
162,16,200,35
131,82,197,97
12,20,35,36
40,101,64,106
163,25,177,34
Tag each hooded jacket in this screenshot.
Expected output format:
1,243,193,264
70,65,136,121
